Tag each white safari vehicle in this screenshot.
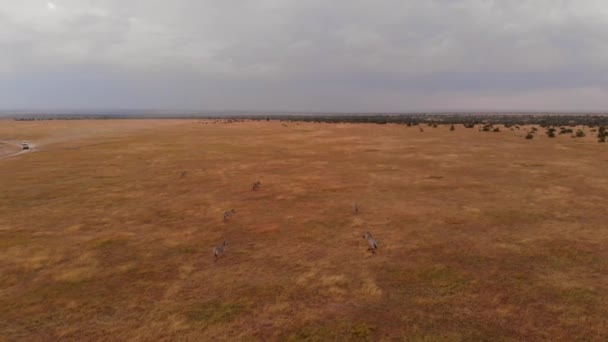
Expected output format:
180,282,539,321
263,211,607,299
21,141,30,150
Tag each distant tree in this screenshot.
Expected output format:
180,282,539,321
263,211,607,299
597,126,606,142
575,129,586,138
546,127,556,138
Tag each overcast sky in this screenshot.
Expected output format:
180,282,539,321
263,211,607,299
1,0,608,112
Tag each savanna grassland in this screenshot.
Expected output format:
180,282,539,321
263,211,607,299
1,119,607,341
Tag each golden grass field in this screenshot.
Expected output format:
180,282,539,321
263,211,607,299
1,119,607,341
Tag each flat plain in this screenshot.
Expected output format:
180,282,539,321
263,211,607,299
1,119,607,341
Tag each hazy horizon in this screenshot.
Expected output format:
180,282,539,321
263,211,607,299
2,1,608,112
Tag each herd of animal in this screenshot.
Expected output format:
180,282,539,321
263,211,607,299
213,182,378,261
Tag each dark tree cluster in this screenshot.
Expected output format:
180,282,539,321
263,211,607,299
234,113,608,128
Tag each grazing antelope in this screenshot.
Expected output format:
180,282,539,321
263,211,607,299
252,181,262,191
223,209,236,221
363,232,378,254
213,240,227,261
353,202,359,214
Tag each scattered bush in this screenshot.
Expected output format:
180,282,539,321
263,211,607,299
525,132,534,140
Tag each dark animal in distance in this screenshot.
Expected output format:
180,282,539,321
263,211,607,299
223,209,236,221
252,181,262,191
363,232,378,254
213,240,227,261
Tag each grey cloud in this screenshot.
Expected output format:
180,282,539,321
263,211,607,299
1,0,607,112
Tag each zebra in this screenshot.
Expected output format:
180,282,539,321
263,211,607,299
252,181,262,191
363,232,378,254
223,209,236,221
213,240,227,261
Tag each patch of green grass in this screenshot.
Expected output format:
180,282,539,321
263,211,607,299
91,237,129,249
186,300,249,324
544,245,599,269
287,321,376,341
417,265,472,296
176,246,196,254
0,232,31,249
560,287,599,304
383,264,472,297
25,279,94,303
484,208,547,225
404,331,505,342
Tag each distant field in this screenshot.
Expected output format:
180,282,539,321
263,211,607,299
1,120,607,340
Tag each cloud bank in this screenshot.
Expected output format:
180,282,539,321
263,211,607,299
1,0,607,112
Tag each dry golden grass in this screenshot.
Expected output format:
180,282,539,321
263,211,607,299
1,119,607,341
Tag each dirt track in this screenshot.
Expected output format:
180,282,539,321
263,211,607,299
0,141,34,160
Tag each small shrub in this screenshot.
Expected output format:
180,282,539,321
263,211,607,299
525,132,534,140
575,129,586,138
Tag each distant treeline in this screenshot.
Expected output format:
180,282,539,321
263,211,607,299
239,114,608,127
12,113,608,126
13,116,127,121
